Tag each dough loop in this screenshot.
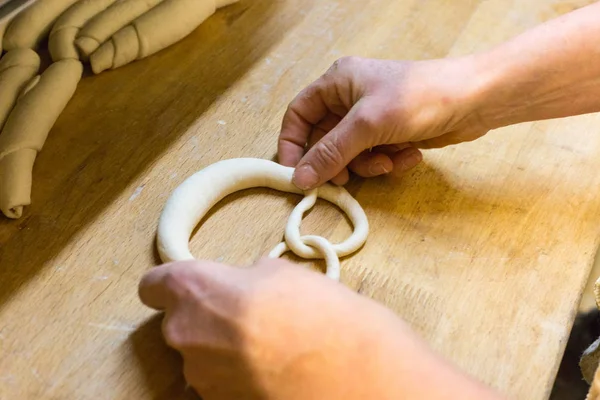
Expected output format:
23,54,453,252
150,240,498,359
156,158,369,280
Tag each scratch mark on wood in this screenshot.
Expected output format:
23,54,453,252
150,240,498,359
88,323,136,332
128,185,145,202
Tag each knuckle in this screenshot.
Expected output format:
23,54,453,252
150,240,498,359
162,267,196,300
379,104,401,123
162,316,199,351
336,56,361,70
353,108,379,131
326,56,358,78
162,269,185,293
313,137,345,168
182,362,201,387
161,318,184,349
284,100,294,115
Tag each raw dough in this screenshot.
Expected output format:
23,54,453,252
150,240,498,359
3,0,80,50
0,59,83,219
0,0,36,54
157,158,369,280
75,0,164,58
267,189,347,280
0,22,5,54
0,49,40,131
49,0,120,61
89,0,238,74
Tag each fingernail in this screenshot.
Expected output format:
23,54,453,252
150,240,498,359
293,164,320,190
368,162,389,176
399,151,422,172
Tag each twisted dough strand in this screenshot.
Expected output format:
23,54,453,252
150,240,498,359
0,49,40,131
0,59,82,218
49,0,121,61
3,0,80,50
75,0,163,58
89,0,235,74
268,190,343,279
0,0,35,54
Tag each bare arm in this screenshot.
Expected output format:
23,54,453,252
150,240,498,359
139,259,504,399
477,1,600,127
278,2,600,190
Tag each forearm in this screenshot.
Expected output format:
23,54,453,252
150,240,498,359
473,1,600,128
361,312,504,399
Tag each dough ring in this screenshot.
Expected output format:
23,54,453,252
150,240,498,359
156,158,369,280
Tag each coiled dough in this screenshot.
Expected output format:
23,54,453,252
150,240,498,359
3,0,80,50
75,0,164,58
89,0,235,73
0,59,83,219
157,158,369,279
49,0,121,61
0,49,40,132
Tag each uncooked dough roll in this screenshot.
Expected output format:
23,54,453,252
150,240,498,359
49,0,121,61
0,19,7,55
89,0,236,74
0,0,36,54
0,59,83,219
75,0,164,58
0,49,40,131
3,0,80,50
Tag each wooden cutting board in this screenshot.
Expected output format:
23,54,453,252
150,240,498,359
1,0,599,399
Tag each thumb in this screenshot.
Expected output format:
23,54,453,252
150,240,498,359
292,104,374,190
138,260,238,310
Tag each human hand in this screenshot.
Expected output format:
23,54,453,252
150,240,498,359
278,56,492,189
138,258,503,400
138,257,399,399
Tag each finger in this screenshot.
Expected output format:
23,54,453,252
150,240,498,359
278,87,328,167
306,113,342,149
411,131,469,149
307,115,349,185
373,143,413,155
278,78,346,167
348,150,393,177
306,124,326,149
138,260,204,310
330,168,350,185
390,147,423,176
139,264,176,310
292,103,375,190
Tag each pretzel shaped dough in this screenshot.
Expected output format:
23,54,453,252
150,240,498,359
157,158,369,280
0,59,82,219
89,0,238,74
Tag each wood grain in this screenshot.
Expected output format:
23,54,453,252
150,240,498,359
0,0,598,399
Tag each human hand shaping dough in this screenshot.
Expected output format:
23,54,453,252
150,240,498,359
277,56,492,189
280,2,600,190
139,258,502,400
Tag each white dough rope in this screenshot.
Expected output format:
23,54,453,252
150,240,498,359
267,189,343,280
156,158,369,280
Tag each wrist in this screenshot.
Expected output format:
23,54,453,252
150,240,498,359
462,49,530,130
357,305,505,399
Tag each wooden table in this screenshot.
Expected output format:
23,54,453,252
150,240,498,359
1,0,599,398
